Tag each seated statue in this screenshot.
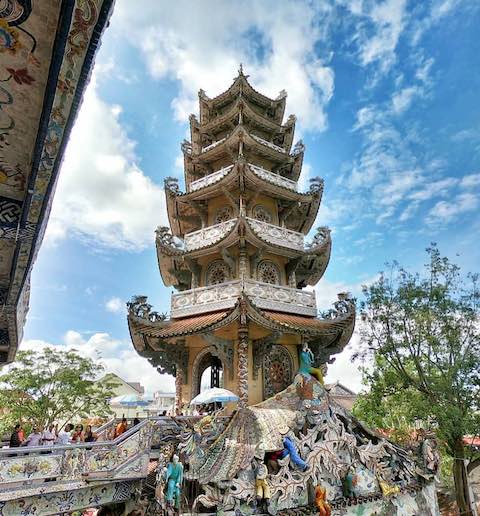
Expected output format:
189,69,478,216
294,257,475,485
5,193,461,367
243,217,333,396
298,343,324,385
165,454,183,510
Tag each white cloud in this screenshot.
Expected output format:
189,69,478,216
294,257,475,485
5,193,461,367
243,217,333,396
351,0,407,73
313,276,379,393
21,332,175,393
325,330,364,393
460,173,480,189
111,1,335,132
391,86,420,114
427,192,479,224
105,297,124,314
46,75,167,251
408,177,457,201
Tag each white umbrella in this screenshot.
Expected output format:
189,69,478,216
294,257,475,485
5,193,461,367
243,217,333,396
190,387,239,405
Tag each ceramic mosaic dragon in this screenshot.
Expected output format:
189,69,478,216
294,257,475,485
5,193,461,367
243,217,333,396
177,374,440,515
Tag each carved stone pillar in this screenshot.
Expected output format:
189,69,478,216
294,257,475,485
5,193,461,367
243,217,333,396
175,368,184,414
237,327,249,408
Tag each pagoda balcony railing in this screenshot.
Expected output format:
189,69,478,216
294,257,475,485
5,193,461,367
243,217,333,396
248,163,297,190
245,217,304,250
251,133,286,153
182,217,305,252
184,218,237,251
202,136,226,153
189,164,234,192
171,279,317,318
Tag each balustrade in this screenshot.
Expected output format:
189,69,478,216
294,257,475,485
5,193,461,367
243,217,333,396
251,133,286,153
189,164,234,192
0,420,155,488
184,218,237,251
171,279,316,317
246,217,304,250
201,137,226,152
248,163,297,190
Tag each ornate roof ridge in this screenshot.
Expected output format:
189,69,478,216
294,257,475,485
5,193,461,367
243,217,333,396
169,161,320,201
156,214,331,260
128,292,355,340
242,292,355,336
182,123,303,162
197,95,295,135
198,71,286,109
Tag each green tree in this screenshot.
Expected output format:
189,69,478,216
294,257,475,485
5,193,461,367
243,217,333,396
354,245,480,515
0,348,116,434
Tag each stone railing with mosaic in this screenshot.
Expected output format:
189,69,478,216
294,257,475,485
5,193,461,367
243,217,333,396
246,217,304,250
248,163,297,190
0,420,155,487
189,164,234,192
184,218,237,251
171,279,316,317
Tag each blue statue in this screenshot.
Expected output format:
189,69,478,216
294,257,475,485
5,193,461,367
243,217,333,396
281,436,308,471
165,454,184,509
298,343,324,384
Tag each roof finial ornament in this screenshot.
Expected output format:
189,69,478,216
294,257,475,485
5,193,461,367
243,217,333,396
239,63,243,75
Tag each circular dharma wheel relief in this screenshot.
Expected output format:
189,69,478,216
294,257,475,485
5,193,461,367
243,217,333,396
206,259,231,285
263,345,293,399
252,204,273,223
214,206,233,224
257,260,280,285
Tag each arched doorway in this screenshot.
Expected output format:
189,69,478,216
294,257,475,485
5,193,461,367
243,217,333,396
191,347,225,398
198,355,223,393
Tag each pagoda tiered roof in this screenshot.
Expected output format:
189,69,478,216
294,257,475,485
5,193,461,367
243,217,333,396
191,99,296,153
155,218,331,289
198,69,287,125
165,160,322,237
128,293,355,363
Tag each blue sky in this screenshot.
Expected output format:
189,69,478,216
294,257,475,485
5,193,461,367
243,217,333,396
21,0,480,392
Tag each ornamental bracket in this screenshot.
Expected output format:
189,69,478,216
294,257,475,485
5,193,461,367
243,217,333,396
143,338,189,378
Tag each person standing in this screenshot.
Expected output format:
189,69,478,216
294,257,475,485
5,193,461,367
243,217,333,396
56,424,73,445
9,424,23,447
22,426,43,447
71,424,85,443
84,425,96,443
113,417,128,438
42,424,56,446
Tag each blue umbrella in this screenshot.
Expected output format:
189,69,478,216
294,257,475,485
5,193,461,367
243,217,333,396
111,393,153,406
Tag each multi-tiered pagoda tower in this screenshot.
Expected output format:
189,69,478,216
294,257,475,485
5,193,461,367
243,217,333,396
127,68,355,410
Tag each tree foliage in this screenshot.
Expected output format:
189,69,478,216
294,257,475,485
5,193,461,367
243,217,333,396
354,245,480,514
0,348,116,434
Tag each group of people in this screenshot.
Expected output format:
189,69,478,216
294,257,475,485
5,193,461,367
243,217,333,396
9,422,97,447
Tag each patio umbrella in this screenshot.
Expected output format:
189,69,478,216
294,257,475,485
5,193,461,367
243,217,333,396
190,387,239,405
110,393,153,406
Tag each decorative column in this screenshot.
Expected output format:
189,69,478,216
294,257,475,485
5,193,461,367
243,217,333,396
237,327,249,408
175,368,184,414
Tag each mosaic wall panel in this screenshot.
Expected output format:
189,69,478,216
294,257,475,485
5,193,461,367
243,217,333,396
0,0,114,362
0,480,140,516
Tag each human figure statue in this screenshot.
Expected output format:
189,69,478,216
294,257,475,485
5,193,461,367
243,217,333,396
255,462,271,506
342,466,356,498
281,435,308,471
299,343,324,385
315,486,331,516
165,454,183,510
